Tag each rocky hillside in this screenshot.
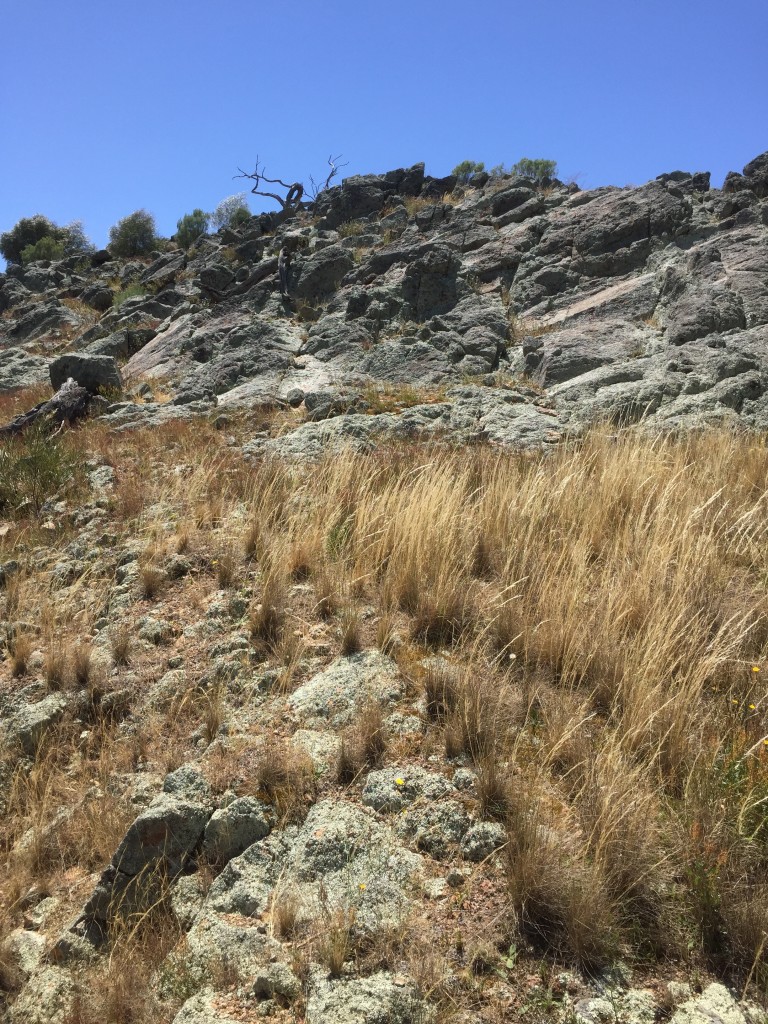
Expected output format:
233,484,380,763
2,151,768,448
2,157,768,1024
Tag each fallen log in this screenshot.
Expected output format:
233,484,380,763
0,378,94,437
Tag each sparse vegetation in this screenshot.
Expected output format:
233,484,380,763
175,208,210,249
511,157,558,182
112,280,146,307
210,193,251,231
0,424,80,515
3,406,768,1017
108,209,159,257
0,215,92,265
452,160,485,183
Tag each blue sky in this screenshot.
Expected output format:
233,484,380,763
1,0,766,259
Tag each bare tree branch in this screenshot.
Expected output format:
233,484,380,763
308,154,348,200
235,154,348,209
234,156,305,211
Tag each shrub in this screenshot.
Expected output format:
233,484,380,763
62,220,93,256
108,209,158,257
112,281,146,307
452,160,485,184
0,425,78,515
20,235,66,264
0,215,93,265
510,157,558,183
210,193,251,231
175,208,210,249
1,214,63,264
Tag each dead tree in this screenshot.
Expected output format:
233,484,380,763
234,154,348,210
0,378,93,437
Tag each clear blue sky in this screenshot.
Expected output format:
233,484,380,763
1,0,766,258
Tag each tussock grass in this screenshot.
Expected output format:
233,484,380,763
248,741,316,823
5,413,768,991
337,703,389,783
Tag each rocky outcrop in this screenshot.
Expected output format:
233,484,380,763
1,151,767,447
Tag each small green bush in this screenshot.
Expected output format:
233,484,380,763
175,209,210,249
510,158,558,183
112,281,146,307
20,236,67,264
452,160,485,184
211,194,251,231
0,215,93,265
0,425,79,515
108,210,158,258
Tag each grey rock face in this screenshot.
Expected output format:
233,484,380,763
2,694,69,755
202,796,272,864
6,300,81,343
288,651,404,727
306,969,428,1024
293,245,355,300
79,283,113,312
0,347,50,392
110,795,210,876
49,353,122,393
3,150,768,450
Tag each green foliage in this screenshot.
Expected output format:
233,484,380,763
228,206,252,229
0,215,93,265
108,209,158,258
510,157,558,183
0,424,79,515
113,281,146,307
1,214,62,264
452,160,485,184
175,209,210,249
20,236,66,264
211,194,251,231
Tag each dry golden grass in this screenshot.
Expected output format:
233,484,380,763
337,702,389,783
247,741,316,824
5,412,768,994
8,631,33,678
110,624,133,666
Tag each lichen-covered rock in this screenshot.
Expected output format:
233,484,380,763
670,984,750,1024
291,728,341,773
460,821,507,862
111,795,210,876
306,968,429,1024
395,799,471,859
204,799,422,936
163,765,213,805
362,766,454,813
288,651,403,727
181,908,283,983
2,694,69,755
8,965,75,1024
202,796,272,864
1,928,46,980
